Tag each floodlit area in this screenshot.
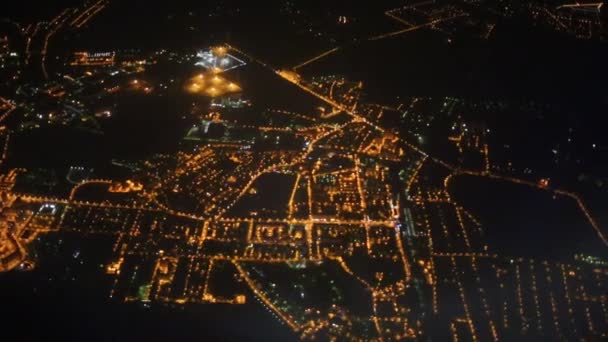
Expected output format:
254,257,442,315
185,73,241,97
195,46,246,72
187,46,244,97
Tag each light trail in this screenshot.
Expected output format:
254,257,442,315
556,2,604,12
542,7,569,30
0,133,10,164
24,23,40,65
41,8,74,79
224,43,269,68
232,261,300,331
293,47,340,71
287,173,301,219
69,179,114,200
0,107,16,124
385,11,415,27
74,1,108,28
386,0,437,13
276,70,388,135
369,14,467,41
70,0,107,27
394,222,412,282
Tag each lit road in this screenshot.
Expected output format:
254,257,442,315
369,14,468,41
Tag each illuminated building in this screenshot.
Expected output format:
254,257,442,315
70,51,115,66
